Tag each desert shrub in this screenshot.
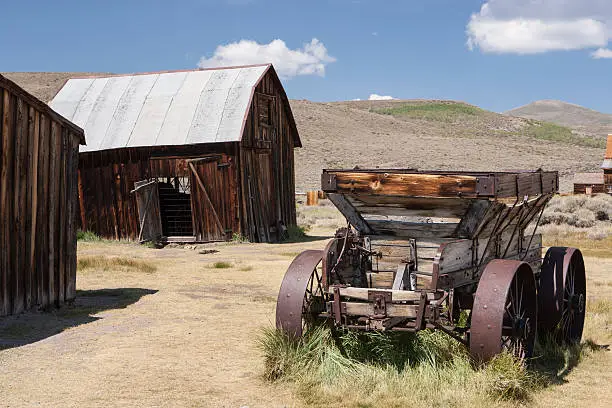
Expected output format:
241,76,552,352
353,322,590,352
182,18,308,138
573,208,596,228
541,194,611,230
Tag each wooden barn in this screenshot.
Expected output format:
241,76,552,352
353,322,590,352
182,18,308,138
0,74,85,317
50,64,301,243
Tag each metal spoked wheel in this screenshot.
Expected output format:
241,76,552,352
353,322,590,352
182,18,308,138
538,247,586,344
470,260,537,362
276,250,327,337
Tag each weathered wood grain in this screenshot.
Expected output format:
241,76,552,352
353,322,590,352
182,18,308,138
0,74,83,317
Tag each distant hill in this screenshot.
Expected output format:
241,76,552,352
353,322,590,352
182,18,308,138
506,100,612,138
1,73,607,192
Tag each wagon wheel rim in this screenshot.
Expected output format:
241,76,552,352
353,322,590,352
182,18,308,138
276,250,327,337
501,273,535,358
537,247,586,344
559,249,586,343
470,259,537,362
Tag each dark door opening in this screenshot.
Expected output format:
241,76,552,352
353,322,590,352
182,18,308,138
157,176,194,237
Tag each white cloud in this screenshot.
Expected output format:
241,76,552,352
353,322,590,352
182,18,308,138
198,38,336,79
592,47,612,58
466,0,612,55
369,94,395,101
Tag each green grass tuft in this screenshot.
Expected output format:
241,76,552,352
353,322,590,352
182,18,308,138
77,230,102,242
283,225,309,242
258,325,603,407
231,232,249,243
212,261,232,269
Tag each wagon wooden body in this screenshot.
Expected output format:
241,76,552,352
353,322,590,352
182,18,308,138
276,169,586,361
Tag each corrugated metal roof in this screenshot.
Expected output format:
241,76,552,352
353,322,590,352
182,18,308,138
573,172,604,185
50,65,269,152
602,159,612,170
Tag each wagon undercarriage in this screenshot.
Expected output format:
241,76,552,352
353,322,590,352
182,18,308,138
277,169,586,361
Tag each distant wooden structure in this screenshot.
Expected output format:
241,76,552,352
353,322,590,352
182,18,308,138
604,135,612,194
50,64,300,243
573,173,605,195
573,134,612,195
0,74,85,317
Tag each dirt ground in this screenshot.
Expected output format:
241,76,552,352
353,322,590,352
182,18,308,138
0,227,610,407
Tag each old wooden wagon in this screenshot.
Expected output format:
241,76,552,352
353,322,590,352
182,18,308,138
276,169,586,361
49,64,300,243
0,74,85,317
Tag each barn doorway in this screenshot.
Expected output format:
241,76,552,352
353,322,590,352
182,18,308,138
146,158,195,240
157,176,194,237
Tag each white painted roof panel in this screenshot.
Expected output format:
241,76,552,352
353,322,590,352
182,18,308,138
50,65,269,152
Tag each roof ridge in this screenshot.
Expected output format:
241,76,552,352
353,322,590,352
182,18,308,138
67,64,272,80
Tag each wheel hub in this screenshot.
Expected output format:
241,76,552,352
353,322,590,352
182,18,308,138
569,293,585,314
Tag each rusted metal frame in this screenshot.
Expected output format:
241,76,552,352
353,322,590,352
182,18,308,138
188,161,225,235
328,222,351,284
431,322,469,345
501,193,549,259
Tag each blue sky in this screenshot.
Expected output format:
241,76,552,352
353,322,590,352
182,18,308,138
1,0,611,113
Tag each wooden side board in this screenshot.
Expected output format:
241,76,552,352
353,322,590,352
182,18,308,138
322,170,558,199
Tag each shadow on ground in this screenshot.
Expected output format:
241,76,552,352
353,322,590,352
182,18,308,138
0,288,157,350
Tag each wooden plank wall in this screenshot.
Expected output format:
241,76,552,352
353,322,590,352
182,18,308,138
239,69,299,242
0,75,83,317
78,144,239,240
573,183,606,195
189,155,239,241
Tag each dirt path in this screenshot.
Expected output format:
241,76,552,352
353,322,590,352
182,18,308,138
0,236,610,407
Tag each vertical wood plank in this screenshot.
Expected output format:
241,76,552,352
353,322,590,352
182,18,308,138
0,90,11,315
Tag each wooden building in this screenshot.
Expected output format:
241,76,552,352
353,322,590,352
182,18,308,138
573,134,612,195
604,135,612,194
0,74,85,317
50,64,301,243
573,173,605,195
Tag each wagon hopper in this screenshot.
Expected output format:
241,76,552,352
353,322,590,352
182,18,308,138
277,169,586,361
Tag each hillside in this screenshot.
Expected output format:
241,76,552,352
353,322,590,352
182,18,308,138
2,72,607,192
506,100,612,138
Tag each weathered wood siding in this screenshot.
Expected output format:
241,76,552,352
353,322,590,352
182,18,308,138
239,68,299,242
78,144,239,240
0,74,84,317
605,171,612,193
573,183,606,195
77,67,300,243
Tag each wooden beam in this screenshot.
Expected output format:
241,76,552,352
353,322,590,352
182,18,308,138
327,193,372,234
324,171,482,198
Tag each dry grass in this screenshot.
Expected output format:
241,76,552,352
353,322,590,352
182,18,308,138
77,256,157,273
